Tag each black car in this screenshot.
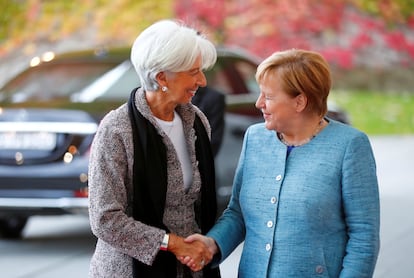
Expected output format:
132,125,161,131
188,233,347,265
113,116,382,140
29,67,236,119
0,47,349,238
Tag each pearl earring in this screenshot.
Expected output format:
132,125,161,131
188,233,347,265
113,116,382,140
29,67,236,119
161,86,168,92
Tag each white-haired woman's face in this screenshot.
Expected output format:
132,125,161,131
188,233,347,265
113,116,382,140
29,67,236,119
164,55,207,104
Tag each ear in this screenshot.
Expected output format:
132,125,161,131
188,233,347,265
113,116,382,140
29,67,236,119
156,71,167,87
295,93,307,112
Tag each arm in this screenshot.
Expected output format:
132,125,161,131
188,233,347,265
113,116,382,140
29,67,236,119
179,126,255,272
180,233,219,271
167,233,214,272
89,110,213,266
340,133,380,277
180,126,252,271
205,126,251,262
88,111,164,265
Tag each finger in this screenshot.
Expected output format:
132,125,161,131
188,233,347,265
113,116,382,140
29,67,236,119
184,233,202,243
194,263,203,272
188,258,196,266
181,256,192,264
193,258,205,272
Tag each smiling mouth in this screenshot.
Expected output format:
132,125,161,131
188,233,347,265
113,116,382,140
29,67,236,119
262,112,271,119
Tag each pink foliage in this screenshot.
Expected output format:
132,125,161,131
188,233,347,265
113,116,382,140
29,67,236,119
351,33,373,49
384,31,408,51
408,16,414,29
407,44,414,60
320,47,354,69
174,0,414,69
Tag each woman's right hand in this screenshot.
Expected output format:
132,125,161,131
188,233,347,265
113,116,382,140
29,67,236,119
167,233,213,272
177,233,219,271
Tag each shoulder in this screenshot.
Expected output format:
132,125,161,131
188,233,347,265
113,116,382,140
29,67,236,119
193,105,211,134
89,103,133,167
95,103,131,142
246,122,274,138
99,104,129,129
326,119,370,142
176,103,211,136
323,119,373,154
243,123,281,152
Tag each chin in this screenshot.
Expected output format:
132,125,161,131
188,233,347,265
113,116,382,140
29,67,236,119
265,122,276,131
182,97,192,104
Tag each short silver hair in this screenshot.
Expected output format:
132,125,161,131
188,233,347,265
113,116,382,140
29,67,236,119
130,19,217,91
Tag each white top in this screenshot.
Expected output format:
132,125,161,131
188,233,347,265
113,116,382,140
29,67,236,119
155,111,192,191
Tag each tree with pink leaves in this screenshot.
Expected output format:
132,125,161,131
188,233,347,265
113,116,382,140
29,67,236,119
175,0,414,70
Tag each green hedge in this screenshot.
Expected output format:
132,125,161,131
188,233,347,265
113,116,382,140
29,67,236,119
330,90,414,134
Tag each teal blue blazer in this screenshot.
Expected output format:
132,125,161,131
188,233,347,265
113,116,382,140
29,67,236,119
208,119,380,277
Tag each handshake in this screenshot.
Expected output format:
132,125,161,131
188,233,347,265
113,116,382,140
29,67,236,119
167,233,218,272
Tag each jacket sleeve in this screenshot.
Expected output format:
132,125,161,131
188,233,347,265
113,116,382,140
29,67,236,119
340,133,380,277
207,126,249,264
88,109,164,266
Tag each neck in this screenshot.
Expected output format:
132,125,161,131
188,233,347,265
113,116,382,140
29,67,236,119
145,90,175,121
152,108,175,121
279,117,326,147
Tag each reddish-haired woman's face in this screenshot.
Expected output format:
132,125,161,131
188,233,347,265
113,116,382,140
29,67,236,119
255,73,297,132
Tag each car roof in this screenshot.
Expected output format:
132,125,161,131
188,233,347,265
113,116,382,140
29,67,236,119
36,46,262,66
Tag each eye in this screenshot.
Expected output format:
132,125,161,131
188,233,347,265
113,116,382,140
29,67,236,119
188,69,200,76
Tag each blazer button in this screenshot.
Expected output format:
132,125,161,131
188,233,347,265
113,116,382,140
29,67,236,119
315,265,324,274
275,174,282,181
265,243,271,251
270,197,277,203
267,221,273,228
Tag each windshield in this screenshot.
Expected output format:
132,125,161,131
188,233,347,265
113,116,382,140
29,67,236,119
0,61,136,104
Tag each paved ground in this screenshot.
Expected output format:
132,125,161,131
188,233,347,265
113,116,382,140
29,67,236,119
370,135,414,277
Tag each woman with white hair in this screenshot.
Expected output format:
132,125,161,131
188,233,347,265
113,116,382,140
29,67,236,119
88,19,221,278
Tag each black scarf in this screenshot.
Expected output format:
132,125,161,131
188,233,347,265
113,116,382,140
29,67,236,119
127,88,220,278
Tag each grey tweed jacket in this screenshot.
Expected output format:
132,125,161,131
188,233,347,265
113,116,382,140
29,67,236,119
88,88,211,277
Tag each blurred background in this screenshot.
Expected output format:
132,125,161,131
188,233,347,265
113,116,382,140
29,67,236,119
0,1,413,277
1,0,414,133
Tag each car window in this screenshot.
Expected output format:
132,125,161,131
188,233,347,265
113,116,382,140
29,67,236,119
205,57,259,96
233,60,259,94
94,63,140,101
204,63,232,95
0,62,118,103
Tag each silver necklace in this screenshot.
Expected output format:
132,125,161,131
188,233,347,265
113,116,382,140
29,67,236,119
279,119,325,147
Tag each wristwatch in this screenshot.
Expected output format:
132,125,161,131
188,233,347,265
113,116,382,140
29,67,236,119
160,233,169,251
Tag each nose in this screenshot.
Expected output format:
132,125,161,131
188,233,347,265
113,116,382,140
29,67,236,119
255,93,264,109
197,71,207,87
